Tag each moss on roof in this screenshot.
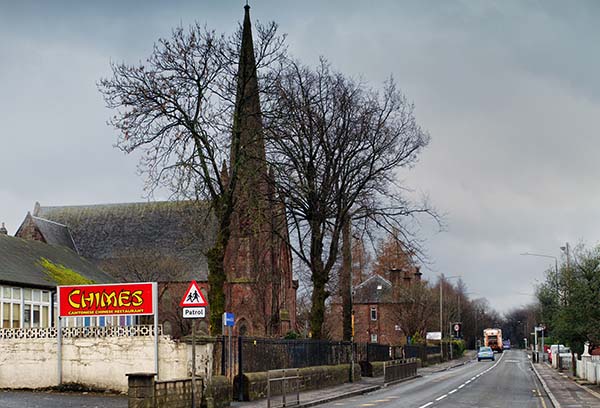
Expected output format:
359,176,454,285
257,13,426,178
0,234,113,288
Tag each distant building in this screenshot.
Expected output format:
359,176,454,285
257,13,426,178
327,266,422,345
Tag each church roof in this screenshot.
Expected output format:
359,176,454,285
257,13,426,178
31,215,77,252
35,201,216,281
0,234,114,289
353,274,393,304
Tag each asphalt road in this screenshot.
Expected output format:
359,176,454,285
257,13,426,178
0,390,127,408
319,349,552,408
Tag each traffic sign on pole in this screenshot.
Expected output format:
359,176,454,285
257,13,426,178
180,280,208,308
223,312,235,327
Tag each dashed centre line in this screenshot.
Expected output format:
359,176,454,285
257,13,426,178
415,351,506,407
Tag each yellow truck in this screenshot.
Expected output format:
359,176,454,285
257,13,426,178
483,328,503,353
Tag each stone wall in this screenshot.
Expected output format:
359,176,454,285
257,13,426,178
0,334,213,392
127,373,231,408
235,364,361,401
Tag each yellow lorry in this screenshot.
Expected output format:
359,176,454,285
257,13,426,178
483,328,503,353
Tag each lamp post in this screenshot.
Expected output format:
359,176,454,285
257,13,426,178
521,249,563,366
439,275,460,360
558,242,571,371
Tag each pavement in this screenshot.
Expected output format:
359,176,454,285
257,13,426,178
0,389,127,408
232,351,477,408
532,360,600,407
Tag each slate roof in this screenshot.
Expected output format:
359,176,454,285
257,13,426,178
0,234,114,289
353,274,393,304
35,201,216,281
31,216,77,252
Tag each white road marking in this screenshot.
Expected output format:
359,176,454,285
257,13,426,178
424,351,507,406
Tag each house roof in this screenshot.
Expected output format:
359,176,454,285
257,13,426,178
0,234,114,289
35,201,216,281
353,274,393,304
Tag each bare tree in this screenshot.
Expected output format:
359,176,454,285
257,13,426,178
263,59,434,338
98,18,286,334
390,280,437,341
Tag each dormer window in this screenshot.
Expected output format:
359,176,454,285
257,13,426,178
377,285,383,290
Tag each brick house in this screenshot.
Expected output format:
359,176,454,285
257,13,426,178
15,5,297,339
327,266,422,345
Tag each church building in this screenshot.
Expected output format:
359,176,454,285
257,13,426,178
15,5,297,339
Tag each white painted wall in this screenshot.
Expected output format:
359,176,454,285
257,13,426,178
0,336,213,392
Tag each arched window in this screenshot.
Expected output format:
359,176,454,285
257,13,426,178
237,318,249,336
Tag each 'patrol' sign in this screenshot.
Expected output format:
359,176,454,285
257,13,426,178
183,307,206,319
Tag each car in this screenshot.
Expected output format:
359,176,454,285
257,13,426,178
548,344,566,363
478,346,495,362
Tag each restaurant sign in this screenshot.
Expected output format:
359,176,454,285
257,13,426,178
58,282,156,317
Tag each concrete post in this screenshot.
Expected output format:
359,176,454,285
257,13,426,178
127,372,156,408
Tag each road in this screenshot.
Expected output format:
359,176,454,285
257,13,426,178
319,349,552,408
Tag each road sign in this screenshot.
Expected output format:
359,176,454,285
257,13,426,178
183,307,206,319
223,312,235,327
180,280,208,307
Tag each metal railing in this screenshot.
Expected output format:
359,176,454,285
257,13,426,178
267,368,300,408
383,358,418,383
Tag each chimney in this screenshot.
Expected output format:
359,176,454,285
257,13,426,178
413,266,422,281
0,222,7,235
389,267,402,288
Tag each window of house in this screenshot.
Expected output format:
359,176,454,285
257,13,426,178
0,285,52,329
370,307,377,321
371,333,378,343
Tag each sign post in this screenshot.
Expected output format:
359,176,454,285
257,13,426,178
223,312,235,380
180,280,208,408
57,282,158,384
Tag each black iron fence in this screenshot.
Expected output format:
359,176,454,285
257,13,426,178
238,337,354,373
217,336,445,378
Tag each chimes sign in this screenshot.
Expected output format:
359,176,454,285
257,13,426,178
58,282,156,317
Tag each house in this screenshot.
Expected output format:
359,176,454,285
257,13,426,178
0,228,114,329
327,266,423,345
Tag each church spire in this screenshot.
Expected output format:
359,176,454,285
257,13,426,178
230,3,265,170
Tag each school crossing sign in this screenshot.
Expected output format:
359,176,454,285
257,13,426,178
180,280,208,319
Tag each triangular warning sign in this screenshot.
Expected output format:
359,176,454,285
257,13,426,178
180,280,208,307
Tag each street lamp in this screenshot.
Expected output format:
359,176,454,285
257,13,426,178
439,275,460,360
520,251,559,360
520,252,558,276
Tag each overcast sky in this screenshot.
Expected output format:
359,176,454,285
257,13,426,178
2,0,599,313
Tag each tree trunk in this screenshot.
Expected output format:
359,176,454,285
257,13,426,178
341,217,353,341
310,267,328,339
206,198,233,336
309,224,328,339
